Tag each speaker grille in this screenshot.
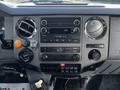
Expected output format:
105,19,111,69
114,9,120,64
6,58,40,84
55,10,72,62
16,17,36,38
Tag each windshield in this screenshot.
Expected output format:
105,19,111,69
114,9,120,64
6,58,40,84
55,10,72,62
3,0,120,4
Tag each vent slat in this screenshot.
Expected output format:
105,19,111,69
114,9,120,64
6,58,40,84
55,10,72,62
21,21,35,29
18,26,32,35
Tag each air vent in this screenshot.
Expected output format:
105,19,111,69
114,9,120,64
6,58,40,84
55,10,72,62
16,17,36,38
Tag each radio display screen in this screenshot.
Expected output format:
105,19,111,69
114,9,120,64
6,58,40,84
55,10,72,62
49,28,72,34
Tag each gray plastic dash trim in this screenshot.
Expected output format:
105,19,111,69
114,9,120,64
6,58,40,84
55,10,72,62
1,2,120,15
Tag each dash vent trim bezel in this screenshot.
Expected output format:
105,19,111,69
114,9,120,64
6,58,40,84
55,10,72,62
16,17,37,38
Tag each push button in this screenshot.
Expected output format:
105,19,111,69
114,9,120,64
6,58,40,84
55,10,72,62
14,39,23,48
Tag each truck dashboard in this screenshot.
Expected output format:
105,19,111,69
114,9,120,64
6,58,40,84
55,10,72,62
0,1,120,90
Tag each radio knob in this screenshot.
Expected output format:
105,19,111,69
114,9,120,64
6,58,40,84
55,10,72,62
41,20,47,26
73,19,80,25
88,49,101,60
41,27,48,34
72,54,80,61
72,27,80,33
85,19,104,39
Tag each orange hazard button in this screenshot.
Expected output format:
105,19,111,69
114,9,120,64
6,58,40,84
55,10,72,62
14,39,23,48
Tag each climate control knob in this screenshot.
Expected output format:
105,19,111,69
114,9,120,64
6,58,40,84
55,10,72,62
18,48,34,63
41,54,48,61
85,18,106,39
88,49,101,61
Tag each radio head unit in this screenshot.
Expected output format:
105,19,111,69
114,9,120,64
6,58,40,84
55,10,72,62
40,17,81,43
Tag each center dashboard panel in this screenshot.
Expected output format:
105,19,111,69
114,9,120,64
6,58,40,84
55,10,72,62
13,15,109,75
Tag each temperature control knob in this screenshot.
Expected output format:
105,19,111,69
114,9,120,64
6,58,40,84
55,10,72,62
18,48,34,63
85,17,106,39
88,49,101,60
41,54,48,61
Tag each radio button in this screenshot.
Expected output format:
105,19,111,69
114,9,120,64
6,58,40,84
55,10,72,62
65,70,69,73
61,39,65,42
61,70,65,73
67,39,72,42
74,70,78,73
74,67,78,70
49,39,53,43
72,48,80,53
55,39,59,42
72,39,80,43
70,67,74,70
57,48,63,52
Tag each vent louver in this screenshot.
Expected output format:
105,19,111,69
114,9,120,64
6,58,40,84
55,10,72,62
16,17,36,38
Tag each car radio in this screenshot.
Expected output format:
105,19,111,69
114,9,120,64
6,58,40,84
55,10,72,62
40,17,81,43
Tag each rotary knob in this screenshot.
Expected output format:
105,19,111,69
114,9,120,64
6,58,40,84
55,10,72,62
88,49,101,61
41,20,47,26
41,27,48,34
18,48,34,63
85,19,104,39
41,54,48,61
73,19,80,26
72,27,80,34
